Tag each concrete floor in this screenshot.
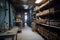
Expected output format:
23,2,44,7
17,23,44,40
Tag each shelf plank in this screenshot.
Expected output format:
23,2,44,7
34,1,49,11
35,22,60,29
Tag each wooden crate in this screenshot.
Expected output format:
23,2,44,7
31,22,37,32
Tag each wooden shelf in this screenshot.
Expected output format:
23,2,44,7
35,22,60,29
32,0,60,40
34,1,50,11
40,0,55,11
36,22,60,40
36,8,60,19
34,0,59,11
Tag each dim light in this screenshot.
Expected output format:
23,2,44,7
35,0,42,4
23,5,28,9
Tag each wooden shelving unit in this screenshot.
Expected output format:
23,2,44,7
36,22,60,40
32,0,60,40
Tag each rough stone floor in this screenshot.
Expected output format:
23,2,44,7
17,23,44,40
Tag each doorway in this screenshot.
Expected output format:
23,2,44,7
24,12,28,26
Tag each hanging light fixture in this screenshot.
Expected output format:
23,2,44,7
23,5,28,9
35,0,42,4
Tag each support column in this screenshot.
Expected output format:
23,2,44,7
8,0,11,30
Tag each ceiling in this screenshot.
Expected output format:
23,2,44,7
10,0,36,9
10,0,48,13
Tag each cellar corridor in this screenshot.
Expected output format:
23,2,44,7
0,0,60,40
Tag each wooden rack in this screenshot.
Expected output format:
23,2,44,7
32,0,60,40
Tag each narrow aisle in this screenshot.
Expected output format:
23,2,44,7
17,23,44,40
